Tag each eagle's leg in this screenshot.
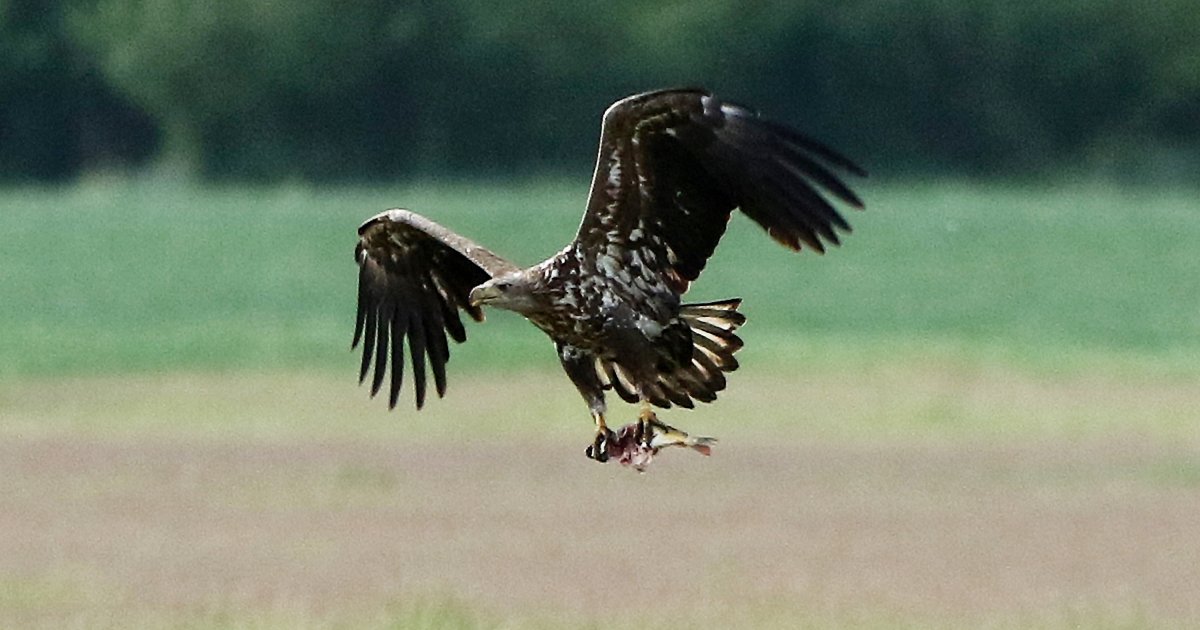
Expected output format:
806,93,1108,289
552,343,614,460
555,343,615,463
637,400,656,448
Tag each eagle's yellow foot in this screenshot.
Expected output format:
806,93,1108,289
585,427,616,462
637,403,657,448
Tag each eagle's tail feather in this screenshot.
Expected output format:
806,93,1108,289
594,298,745,410
666,297,745,406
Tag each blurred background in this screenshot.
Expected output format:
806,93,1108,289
2,1,1199,629
4,0,1200,183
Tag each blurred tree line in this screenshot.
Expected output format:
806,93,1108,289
2,0,1197,182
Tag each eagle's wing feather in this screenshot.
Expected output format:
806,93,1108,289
353,209,519,409
576,88,865,293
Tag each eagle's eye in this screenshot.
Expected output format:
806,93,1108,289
496,281,512,291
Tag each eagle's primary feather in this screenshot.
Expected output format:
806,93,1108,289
351,88,865,458
353,209,519,408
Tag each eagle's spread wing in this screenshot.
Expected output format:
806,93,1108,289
353,209,519,409
576,88,866,293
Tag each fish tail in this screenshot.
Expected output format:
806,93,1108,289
684,435,716,456
648,419,716,456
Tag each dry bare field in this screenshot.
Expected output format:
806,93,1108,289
2,368,1199,628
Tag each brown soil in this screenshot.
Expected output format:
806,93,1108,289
2,435,1198,626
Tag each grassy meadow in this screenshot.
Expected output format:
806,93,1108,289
3,177,1199,378
2,178,1199,628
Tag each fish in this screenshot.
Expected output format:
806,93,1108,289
604,415,715,472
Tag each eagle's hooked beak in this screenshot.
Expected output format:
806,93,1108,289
468,284,500,307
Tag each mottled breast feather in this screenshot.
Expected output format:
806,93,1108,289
353,209,519,409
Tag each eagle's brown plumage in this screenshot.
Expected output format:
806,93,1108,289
352,88,865,460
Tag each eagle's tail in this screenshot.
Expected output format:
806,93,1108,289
658,297,746,407
596,298,745,409
679,297,746,372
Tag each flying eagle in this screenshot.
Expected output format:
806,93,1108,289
352,88,865,462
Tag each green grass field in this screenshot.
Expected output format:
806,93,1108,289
3,177,1198,380
2,179,1199,628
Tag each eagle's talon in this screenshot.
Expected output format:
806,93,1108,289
587,430,614,463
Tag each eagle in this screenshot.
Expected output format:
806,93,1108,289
352,88,865,462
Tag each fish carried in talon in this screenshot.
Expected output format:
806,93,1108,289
606,417,716,472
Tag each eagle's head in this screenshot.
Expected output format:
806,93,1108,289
468,271,540,315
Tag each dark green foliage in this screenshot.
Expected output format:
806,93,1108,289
0,0,157,179
3,0,1198,181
